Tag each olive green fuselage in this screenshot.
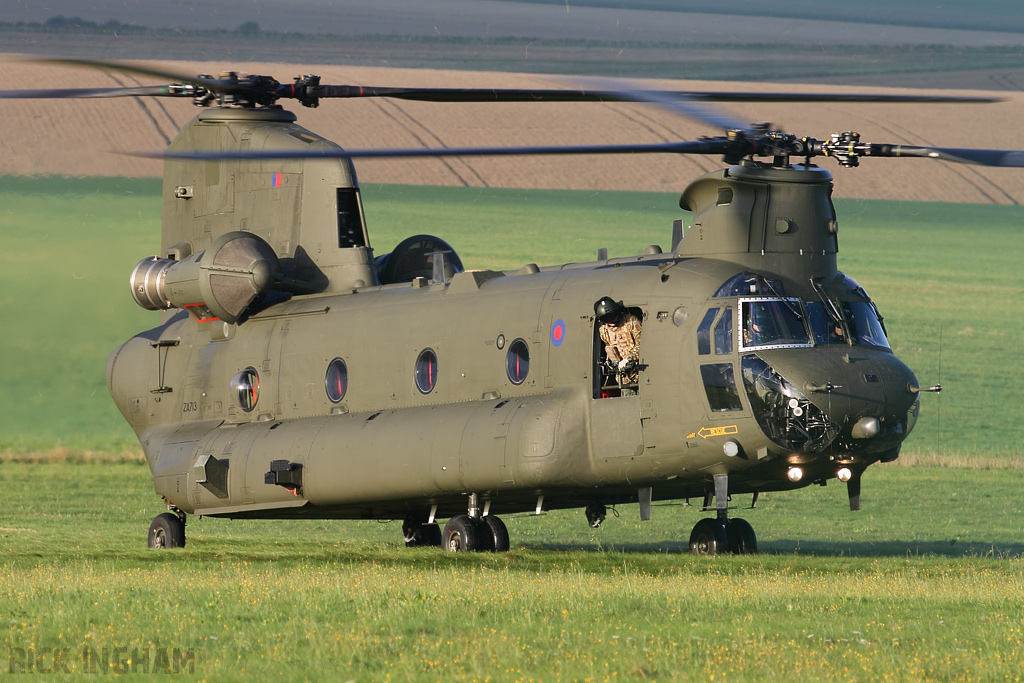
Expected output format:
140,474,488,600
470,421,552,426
107,107,920,523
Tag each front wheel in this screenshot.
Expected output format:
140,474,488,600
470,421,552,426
726,518,758,554
443,515,481,552
148,512,185,549
479,515,510,552
689,518,727,556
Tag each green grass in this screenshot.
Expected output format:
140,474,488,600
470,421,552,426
1,176,1022,457
2,460,1024,680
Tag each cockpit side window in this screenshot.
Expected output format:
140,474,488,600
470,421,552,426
700,363,743,412
714,307,733,355
739,298,812,350
696,308,719,356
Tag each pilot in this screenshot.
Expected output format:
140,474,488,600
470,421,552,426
743,316,762,346
595,296,642,390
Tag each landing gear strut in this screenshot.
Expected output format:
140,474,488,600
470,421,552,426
688,474,758,555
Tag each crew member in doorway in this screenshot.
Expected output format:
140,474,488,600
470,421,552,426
595,297,642,390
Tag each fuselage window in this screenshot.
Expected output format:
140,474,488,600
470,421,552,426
700,363,743,412
325,358,349,403
506,338,530,385
696,307,720,356
415,348,438,394
714,306,733,355
739,298,812,350
231,367,260,412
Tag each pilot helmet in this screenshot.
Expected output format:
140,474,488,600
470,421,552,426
594,296,625,322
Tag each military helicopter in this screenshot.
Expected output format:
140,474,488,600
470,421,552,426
8,60,1016,555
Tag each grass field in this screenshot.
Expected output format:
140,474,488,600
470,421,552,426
1,175,1023,680
0,175,1021,457
2,460,1024,680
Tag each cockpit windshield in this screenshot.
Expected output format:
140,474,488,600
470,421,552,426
805,301,847,345
739,298,811,350
804,300,890,348
844,301,890,348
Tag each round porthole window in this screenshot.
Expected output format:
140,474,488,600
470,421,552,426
325,358,348,403
506,338,530,385
231,367,260,412
415,348,438,394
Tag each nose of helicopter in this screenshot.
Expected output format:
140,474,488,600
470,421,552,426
741,347,920,460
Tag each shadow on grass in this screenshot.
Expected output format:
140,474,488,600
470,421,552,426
528,538,1024,558
60,536,1022,570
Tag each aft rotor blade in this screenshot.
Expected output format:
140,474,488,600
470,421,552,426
149,138,738,161
20,58,1002,106
308,86,999,105
34,57,225,91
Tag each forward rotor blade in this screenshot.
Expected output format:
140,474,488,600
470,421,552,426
877,145,1024,167
0,85,176,99
147,138,737,162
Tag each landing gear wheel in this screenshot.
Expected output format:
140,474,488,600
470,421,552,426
725,518,758,554
148,512,185,549
689,518,727,556
421,523,442,547
443,515,481,552
479,515,510,552
403,517,443,547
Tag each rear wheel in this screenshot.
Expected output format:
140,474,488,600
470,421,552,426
148,512,185,549
403,517,443,547
689,518,727,556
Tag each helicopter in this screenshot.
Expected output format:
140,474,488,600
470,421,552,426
8,60,1017,555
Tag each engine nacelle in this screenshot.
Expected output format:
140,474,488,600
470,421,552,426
130,231,279,324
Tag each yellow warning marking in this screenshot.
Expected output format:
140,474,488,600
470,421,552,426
686,432,696,439
698,425,738,439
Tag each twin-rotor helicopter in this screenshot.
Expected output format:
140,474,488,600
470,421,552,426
8,59,1017,554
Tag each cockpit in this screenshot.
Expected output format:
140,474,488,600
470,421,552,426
696,271,912,458
713,272,891,352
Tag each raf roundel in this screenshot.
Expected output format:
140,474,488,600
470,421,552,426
550,319,566,347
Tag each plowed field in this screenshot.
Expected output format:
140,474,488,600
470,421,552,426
2,57,1023,203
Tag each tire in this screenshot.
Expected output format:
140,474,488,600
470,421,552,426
479,515,510,552
403,517,442,547
689,518,727,556
443,515,481,552
726,518,758,554
148,512,185,549
421,523,442,547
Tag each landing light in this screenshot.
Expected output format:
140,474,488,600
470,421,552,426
786,466,804,482
836,467,853,482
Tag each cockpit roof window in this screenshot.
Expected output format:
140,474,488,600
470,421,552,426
714,273,786,298
739,298,812,350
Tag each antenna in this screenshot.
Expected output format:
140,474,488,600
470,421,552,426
937,324,943,455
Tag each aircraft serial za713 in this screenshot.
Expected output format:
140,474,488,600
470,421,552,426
10,60,1017,555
